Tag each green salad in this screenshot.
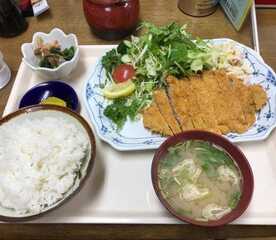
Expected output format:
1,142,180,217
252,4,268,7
101,22,225,129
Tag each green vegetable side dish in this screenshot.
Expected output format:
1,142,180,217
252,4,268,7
34,38,75,69
101,22,221,129
158,140,242,222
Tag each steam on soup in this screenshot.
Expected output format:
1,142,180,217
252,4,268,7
158,140,242,222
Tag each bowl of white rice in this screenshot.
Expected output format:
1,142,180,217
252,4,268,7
0,105,96,221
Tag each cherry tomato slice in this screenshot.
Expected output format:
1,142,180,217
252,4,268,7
112,64,135,83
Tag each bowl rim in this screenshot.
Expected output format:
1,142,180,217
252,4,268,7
21,28,79,72
151,130,254,227
0,105,96,222
18,80,79,111
86,0,122,5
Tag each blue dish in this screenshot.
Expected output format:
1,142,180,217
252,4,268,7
19,81,79,111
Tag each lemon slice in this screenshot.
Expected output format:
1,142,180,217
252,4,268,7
103,80,135,99
41,97,67,107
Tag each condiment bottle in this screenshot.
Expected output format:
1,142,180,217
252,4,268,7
178,0,219,17
83,0,140,40
0,0,28,37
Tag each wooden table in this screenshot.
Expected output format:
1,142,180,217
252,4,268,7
0,1,276,239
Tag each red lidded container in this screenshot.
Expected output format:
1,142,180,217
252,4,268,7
83,0,140,40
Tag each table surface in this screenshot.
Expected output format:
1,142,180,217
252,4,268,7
1,1,276,239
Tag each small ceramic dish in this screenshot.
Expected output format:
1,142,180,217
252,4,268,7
0,105,96,221
21,28,80,80
151,130,254,227
19,81,79,111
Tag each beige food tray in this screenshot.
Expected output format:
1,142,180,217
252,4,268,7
2,46,276,224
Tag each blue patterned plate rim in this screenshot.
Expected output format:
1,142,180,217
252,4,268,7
83,38,276,151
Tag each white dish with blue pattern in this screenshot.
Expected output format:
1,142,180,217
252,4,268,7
83,38,276,151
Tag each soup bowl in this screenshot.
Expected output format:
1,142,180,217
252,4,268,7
151,130,254,227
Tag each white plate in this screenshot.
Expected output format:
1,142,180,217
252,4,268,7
83,39,276,151
3,45,276,225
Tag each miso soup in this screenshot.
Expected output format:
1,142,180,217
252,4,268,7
158,140,242,222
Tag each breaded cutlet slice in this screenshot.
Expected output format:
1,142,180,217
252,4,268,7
236,83,266,131
249,84,267,110
201,71,231,133
230,75,258,130
188,74,221,133
153,89,182,135
223,74,256,132
212,71,248,132
166,75,194,130
142,103,173,136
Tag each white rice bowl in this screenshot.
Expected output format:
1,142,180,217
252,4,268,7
0,109,92,218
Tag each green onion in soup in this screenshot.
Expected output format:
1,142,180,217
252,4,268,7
158,140,242,222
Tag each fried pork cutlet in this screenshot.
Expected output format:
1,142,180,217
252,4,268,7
143,103,173,136
250,84,268,110
166,75,195,130
153,89,182,135
143,70,267,136
188,73,221,134
210,71,249,134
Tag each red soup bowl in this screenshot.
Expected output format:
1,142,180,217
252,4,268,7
151,130,254,227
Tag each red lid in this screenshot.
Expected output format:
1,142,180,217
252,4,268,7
87,0,122,5
19,0,31,11
255,0,276,4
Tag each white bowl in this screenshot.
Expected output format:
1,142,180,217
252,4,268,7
21,28,80,80
0,105,96,220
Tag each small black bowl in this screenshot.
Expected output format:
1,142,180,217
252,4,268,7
19,81,79,111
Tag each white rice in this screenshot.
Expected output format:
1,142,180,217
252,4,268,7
0,111,89,215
